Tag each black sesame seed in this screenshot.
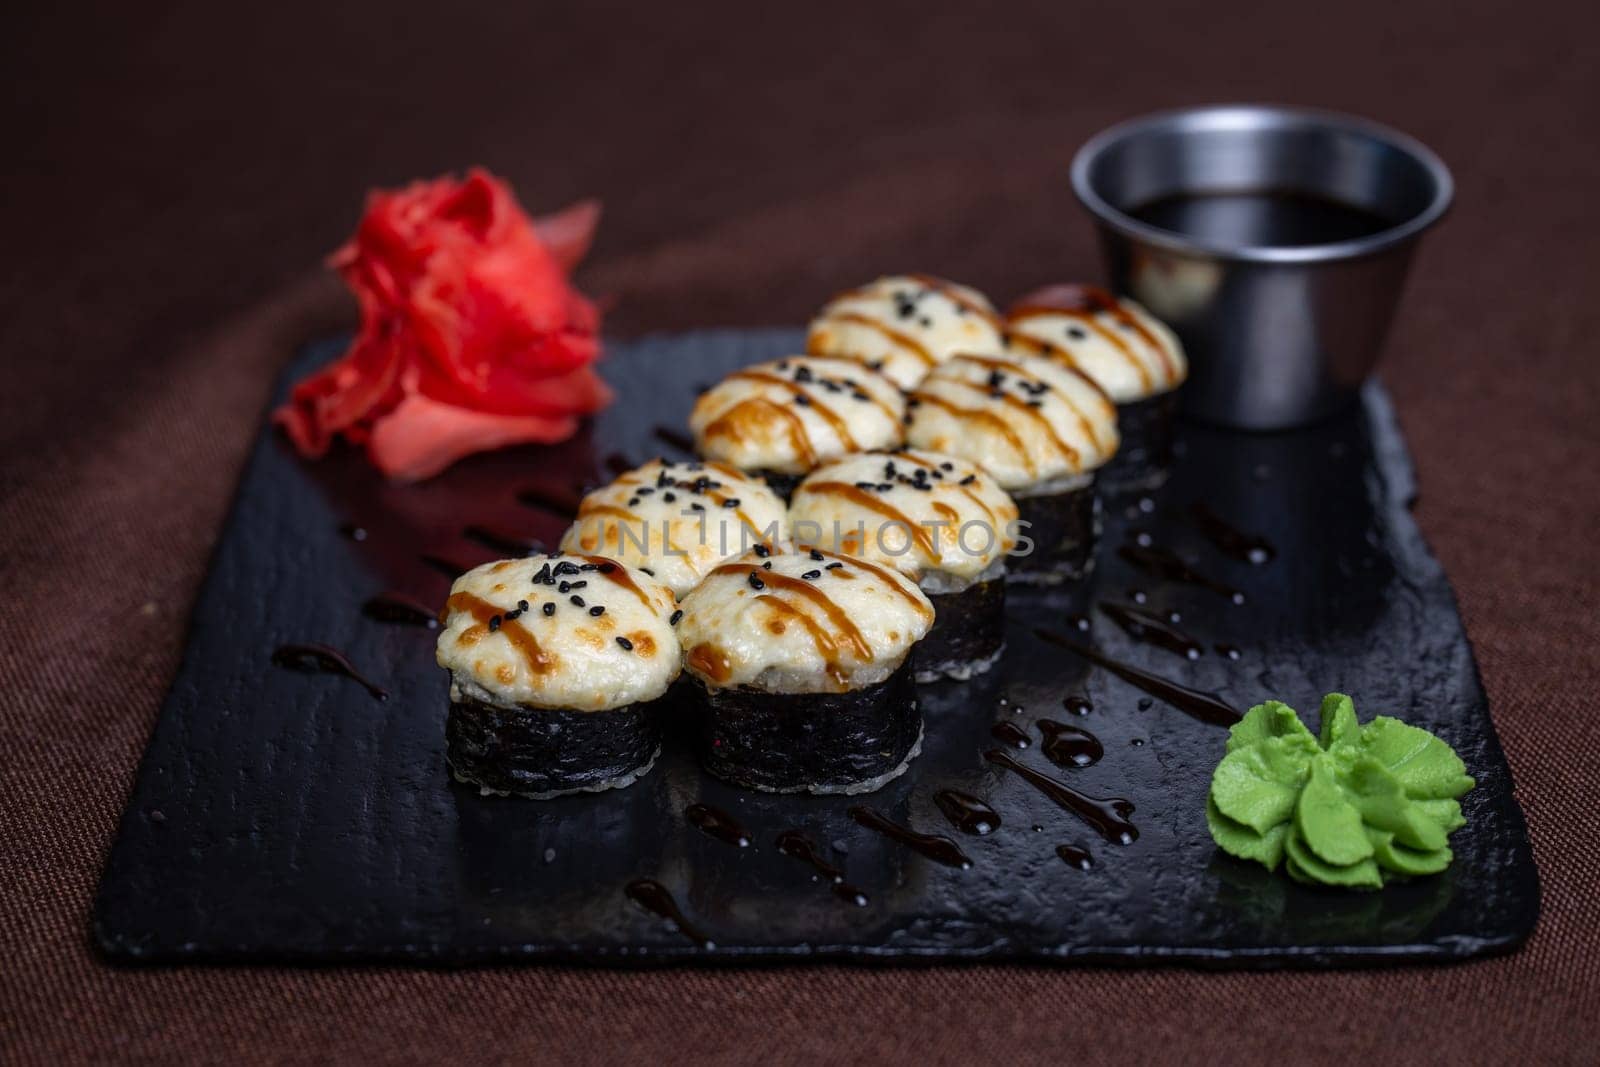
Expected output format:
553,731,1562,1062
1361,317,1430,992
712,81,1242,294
723,498,741,508
579,563,599,571
877,483,893,492
554,561,581,576
542,603,556,616
637,487,654,496
597,562,617,573
762,560,773,569
852,392,870,401
517,600,529,612
810,549,824,561
640,567,655,576
558,581,572,593
690,502,705,512
802,570,822,580
748,573,765,590
753,544,771,558
940,461,954,471
616,636,634,651
1028,399,1043,407
570,595,586,607
669,609,683,626
959,474,976,485
663,492,676,502
488,615,502,632
825,561,843,570
919,317,933,328
503,609,520,621
1067,325,1088,341
589,605,605,617
855,480,877,490
627,497,641,508
793,393,811,407
533,563,552,584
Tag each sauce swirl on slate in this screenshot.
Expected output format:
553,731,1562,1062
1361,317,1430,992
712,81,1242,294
775,830,869,906
271,643,388,701
984,749,1138,845
625,879,714,947
1098,602,1205,660
1188,502,1275,565
1037,720,1104,768
361,592,438,628
933,790,1001,835
685,803,751,848
1033,629,1240,727
848,806,973,869
1117,543,1245,603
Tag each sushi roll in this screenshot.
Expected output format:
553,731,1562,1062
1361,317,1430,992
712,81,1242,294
435,554,681,798
905,352,1119,584
676,541,935,794
559,458,789,598
788,450,1018,683
1006,284,1186,495
689,356,905,499
806,274,1007,389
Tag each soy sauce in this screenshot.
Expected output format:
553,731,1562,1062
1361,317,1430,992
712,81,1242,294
1130,190,1394,249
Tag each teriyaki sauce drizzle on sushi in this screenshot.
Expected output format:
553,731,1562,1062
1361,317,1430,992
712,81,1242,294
775,830,870,907
685,803,752,848
984,749,1138,846
270,643,389,701
1036,720,1104,769
625,879,715,948
1033,628,1240,727
847,806,973,869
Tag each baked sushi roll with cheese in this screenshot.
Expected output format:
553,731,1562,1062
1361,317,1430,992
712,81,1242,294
676,542,934,794
689,356,905,498
806,274,1008,389
559,458,789,598
788,450,1018,683
906,353,1118,584
1006,284,1186,495
435,554,681,798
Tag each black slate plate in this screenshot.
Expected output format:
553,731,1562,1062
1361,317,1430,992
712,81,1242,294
94,329,1539,966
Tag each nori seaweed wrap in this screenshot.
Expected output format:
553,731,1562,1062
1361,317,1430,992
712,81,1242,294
905,352,1120,586
1006,284,1186,497
788,449,1018,682
435,554,682,799
675,541,935,794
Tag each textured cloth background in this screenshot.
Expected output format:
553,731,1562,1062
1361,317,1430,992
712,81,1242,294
3,0,1597,1062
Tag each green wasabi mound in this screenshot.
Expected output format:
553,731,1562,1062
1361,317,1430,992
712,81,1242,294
1205,693,1474,889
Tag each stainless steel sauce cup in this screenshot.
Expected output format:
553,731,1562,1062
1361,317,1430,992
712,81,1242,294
1071,105,1453,430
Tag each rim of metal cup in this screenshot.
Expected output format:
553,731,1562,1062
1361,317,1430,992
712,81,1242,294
1070,104,1454,265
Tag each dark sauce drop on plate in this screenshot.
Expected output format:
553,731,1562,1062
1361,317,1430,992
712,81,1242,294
1118,543,1245,604
1188,502,1276,565
848,806,973,869
991,721,1030,748
685,803,751,848
984,749,1138,845
361,592,438,628
270,643,388,701
462,525,543,556
1129,190,1394,248
1098,602,1205,660
1062,695,1092,716
625,878,715,948
1056,843,1094,871
933,790,1001,835
1037,719,1104,769
653,425,697,455
1034,629,1240,727
775,830,869,906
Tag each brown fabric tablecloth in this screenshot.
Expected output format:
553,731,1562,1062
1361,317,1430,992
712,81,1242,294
3,0,1596,1062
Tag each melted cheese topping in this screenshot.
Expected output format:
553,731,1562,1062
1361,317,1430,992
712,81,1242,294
435,555,680,712
905,353,1120,491
689,356,905,476
788,450,1018,583
1006,284,1187,402
559,459,789,597
806,274,1007,389
675,541,934,694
